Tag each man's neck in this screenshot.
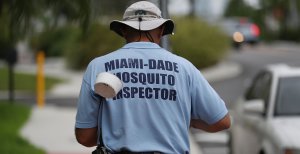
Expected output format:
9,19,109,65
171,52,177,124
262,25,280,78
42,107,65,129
126,36,160,44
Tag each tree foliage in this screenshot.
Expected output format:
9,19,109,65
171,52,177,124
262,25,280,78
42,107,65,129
224,0,257,18
0,0,99,47
259,0,300,40
223,0,300,41
0,0,142,48
30,25,81,57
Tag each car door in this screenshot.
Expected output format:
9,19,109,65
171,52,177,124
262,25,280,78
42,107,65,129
232,71,272,154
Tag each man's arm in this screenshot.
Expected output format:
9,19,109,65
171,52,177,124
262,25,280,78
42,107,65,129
190,113,231,132
75,127,98,147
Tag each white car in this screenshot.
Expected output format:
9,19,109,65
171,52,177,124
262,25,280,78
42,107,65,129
230,64,300,154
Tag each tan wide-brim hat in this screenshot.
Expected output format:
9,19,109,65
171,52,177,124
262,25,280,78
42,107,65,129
110,1,174,37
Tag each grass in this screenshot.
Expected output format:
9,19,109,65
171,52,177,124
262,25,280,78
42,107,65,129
0,101,45,154
0,67,63,92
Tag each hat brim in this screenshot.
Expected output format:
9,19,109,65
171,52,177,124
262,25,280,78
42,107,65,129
110,19,174,37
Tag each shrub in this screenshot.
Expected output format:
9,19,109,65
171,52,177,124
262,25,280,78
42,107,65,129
30,25,81,57
279,28,300,42
65,18,230,70
65,23,124,70
170,17,230,68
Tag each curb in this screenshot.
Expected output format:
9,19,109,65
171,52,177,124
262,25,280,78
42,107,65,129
202,61,242,83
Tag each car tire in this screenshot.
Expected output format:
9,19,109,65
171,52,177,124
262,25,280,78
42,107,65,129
233,42,242,51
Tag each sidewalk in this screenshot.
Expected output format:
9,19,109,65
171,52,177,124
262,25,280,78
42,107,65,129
19,58,241,154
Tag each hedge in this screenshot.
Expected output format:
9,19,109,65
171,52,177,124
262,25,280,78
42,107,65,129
65,23,124,70
170,17,230,68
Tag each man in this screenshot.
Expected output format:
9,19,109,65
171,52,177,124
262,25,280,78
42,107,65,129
75,1,231,154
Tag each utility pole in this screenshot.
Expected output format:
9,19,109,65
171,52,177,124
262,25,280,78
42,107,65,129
148,0,170,50
5,48,17,103
36,51,45,108
159,0,170,50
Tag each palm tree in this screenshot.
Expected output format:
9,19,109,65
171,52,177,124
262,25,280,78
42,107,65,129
0,0,95,45
259,0,300,40
189,0,196,17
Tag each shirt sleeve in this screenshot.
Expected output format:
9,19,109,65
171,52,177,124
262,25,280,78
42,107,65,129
75,66,101,128
190,68,228,125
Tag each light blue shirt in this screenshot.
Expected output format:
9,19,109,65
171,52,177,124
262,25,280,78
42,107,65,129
75,42,228,153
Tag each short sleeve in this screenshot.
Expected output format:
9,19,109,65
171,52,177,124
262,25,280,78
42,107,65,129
190,69,228,125
75,66,101,128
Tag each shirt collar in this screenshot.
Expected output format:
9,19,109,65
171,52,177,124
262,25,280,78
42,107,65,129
122,42,161,49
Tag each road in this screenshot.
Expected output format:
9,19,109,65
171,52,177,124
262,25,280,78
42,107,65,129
193,42,300,154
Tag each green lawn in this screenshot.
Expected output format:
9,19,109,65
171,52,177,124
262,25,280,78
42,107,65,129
0,67,63,92
0,101,45,154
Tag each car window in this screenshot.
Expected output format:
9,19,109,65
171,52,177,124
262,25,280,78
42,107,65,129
245,71,272,101
239,25,252,35
275,76,300,116
245,71,272,116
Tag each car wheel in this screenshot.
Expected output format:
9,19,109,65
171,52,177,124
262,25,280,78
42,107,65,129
233,42,242,51
249,41,258,47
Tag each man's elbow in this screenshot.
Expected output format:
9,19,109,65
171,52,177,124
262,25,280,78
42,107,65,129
208,123,230,133
210,114,232,132
190,114,232,132
221,120,231,130
76,136,96,147
222,116,231,130
219,114,232,130
75,128,97,147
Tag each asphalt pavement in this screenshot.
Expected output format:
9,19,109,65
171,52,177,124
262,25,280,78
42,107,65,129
17,58,241,154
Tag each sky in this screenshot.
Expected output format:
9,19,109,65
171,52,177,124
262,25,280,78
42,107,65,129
168,0,260,17
168,0,190,15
